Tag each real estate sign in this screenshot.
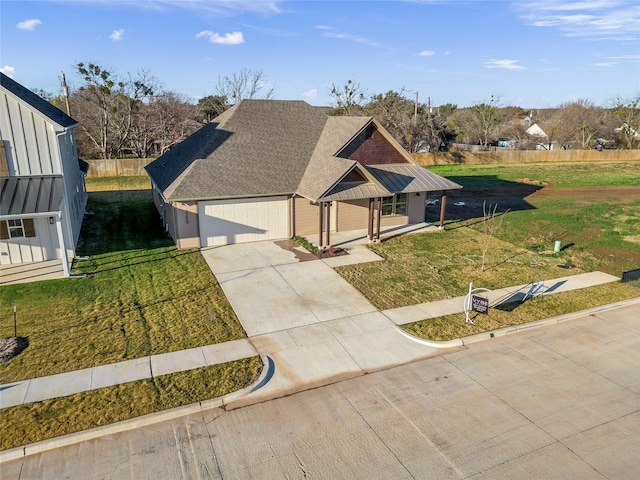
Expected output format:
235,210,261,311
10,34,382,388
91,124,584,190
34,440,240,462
471,295,489,315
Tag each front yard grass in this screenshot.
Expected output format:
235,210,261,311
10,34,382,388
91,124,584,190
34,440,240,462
0,357,262,451
402,282,639,341
337,226,585,310
0,194,246,383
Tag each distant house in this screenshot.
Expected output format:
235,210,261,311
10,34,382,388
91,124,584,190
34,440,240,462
526,123,555,150
145,100,461,248
0,73,88,276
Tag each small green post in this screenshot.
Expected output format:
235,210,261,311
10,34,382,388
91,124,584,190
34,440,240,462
13,305,17,338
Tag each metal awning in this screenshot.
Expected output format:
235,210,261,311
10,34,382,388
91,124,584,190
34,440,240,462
0,175,64,217
364,164,463,193
318,181,392,202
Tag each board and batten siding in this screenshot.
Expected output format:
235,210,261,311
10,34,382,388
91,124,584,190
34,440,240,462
0,90,60,175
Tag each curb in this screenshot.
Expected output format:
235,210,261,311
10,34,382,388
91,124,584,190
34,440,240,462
2,298,638,463
0,355,271,464
397,296,640,349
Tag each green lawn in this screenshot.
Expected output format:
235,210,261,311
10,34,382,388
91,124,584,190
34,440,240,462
85,175,151,191
428,161,640,276
429,161,640,188
0,194,246,384
0,190,260,451
1,357,262,451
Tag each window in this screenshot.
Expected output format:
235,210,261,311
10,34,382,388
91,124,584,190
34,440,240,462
381,194,408,216
7,219,25,238
0,219,36,240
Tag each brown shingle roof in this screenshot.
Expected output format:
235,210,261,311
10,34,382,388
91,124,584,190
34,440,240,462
145,100,461,203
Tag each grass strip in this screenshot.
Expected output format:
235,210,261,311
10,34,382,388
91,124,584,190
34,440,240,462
401,283,639,342
0,357,262,451
337,227,581,310
85,176,151,191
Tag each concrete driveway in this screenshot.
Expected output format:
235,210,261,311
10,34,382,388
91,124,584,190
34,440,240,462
201,241,378,337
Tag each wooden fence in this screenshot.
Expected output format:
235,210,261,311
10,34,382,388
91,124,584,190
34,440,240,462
85,158,154,177
412,149,640,166
85,150,640,177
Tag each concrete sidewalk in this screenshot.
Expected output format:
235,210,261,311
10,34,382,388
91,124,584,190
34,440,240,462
0,267,623,410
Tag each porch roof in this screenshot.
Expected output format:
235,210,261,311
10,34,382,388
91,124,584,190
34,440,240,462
0,175,64,217
318,181,391,201
364,164,463,193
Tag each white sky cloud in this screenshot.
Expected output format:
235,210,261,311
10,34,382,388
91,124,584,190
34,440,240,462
419,50,435,56
485,59,526,70
593,62,617,66
196,30,244,45
519,1,639,39
301,88,317,100
318,26,387,49
16,19,42,31
1,66,15,77
110,29,124,41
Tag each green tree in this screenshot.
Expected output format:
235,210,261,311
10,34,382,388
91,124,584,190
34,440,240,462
196,95,228,123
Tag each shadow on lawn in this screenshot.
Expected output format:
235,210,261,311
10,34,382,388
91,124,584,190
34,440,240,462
73,249,201,275
426,176,544,227
77,193,172,256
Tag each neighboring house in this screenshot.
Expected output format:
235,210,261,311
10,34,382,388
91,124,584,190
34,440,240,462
526,123,555,150
145,100,461,249
0,73,88,276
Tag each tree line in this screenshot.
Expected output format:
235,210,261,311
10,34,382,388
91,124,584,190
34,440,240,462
39,64,640,160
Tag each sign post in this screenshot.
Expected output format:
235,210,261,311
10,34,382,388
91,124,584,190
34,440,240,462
464,282,491,324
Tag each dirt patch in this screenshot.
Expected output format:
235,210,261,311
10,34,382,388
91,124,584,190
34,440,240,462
437,185,640,222
315,246,348,259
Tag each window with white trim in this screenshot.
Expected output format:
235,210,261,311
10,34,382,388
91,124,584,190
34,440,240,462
381,193,408,216
7,219,25,238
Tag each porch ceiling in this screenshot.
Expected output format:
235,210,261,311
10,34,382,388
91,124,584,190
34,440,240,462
0,175,64,217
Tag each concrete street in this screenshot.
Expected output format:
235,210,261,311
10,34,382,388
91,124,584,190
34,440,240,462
2,303,638,479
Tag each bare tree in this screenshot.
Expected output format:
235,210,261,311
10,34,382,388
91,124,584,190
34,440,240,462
215,68,273,105
72,63,156,159
448,95,504,147
329,79,368,116
610,95,640,149
148,92,198,156
480,202,509,272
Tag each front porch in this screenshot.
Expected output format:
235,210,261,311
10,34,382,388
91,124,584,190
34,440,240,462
0,260,65,286
307,222,439,248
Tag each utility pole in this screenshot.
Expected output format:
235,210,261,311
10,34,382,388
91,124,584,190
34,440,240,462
414,91,418,126
61,72,71,116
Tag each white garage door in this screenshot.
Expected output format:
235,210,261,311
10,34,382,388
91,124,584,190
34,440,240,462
199,196,289,247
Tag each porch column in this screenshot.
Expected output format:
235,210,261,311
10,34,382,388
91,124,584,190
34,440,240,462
54,213,71,277
325,202,331,246
368,198,374,241
318,202,324,247
375,197,382,241
439,190,447,230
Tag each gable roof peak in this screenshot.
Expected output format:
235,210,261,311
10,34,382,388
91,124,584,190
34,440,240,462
0,72,78,130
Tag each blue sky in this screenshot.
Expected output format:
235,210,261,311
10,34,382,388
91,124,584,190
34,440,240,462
2,0,639,108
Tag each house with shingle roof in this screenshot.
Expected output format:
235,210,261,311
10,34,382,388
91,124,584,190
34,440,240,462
0,73,89,279
145,100,461,248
